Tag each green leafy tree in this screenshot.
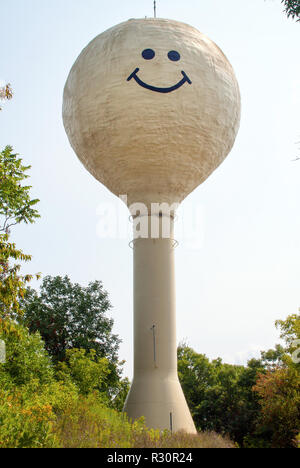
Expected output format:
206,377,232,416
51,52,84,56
281,0,300,21
275,311,300,369
22,275,125,404
260,343,286,370
22,275,121,364
177,343,264,446
254,311,300,372
177,344,214,424
0,146,40,318
0,234,38,318
248,310,300,448
0,146,40,233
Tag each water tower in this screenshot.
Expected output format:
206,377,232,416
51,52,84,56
63,18,241,433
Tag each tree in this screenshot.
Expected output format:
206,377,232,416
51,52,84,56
0,84,12,111
260,343,286,370
275,311,300,369
0,146,40,318
0,235,38,319
0,146,40,233
281,0,300,21
22,275,121,365
247,310,300,448
177,343,264,446
252,367,300,448
22,276,125,406
257,311,300,371
177,344,214,426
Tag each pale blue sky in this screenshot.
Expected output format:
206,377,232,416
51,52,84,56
1,0,299,378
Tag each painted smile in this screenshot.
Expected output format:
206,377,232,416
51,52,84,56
127,68,192,94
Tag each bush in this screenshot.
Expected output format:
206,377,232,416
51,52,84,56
0,318,53,387
0,386,56,448
0,378,81,448
56,348,110,396
0,318,78,447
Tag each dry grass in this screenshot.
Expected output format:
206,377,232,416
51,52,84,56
54,395,235,449
132,429,235,449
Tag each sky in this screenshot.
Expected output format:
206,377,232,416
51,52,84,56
1,0,299,379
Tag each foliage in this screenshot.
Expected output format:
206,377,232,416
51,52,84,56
0,84,12,111
0,382,234,449
178,311,300,448
260,312,300,374
0,318,53,387
56,348,110,396
0,234,40,318
54,393,135,448
56,347,130,410
247,311,300,448
0,319,77,448
0,386,57,448
281,0,300,21
0,146,40,233
22,275,124,406
275,311,300,369
177,344,264,446
252,367,300,448
111,376,131,412
22,275,120,364
0,316,234,449
260,344,286,370
0,146,40,318
0,372,83,448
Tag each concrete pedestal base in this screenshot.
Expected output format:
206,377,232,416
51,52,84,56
124,373,196,433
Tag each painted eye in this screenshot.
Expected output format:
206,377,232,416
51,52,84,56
142,49,155,60
168,50,181,62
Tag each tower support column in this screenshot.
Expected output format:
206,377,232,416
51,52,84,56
124,215,196,433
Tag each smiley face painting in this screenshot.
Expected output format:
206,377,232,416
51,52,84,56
127,48,192,93
63,18,241,210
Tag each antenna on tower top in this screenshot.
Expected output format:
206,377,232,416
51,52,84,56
154,1,157,18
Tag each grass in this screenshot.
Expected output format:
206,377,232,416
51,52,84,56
131,430,235,449
54,395,235,449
